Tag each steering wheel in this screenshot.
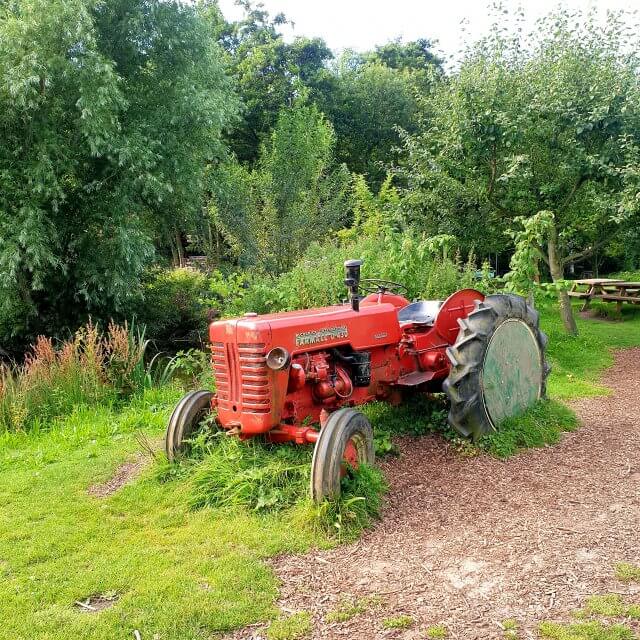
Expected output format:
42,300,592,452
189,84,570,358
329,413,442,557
359,278,409,296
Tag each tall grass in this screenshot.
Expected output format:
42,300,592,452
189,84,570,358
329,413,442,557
0,321,153,432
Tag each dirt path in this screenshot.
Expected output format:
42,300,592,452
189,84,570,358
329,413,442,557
266,349,640,639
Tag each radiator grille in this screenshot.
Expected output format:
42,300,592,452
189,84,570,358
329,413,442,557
211,341,271,414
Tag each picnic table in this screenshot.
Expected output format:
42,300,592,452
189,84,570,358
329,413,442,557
600,281,640,312
568,278,640,311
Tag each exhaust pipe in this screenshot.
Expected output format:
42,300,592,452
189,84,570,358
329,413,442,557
344,259,363,312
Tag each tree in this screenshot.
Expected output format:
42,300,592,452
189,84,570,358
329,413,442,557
0,0,238,343
366,38,443,73
318,54,419,187
219,1,333,163
398,8,640,334
251,98,346,273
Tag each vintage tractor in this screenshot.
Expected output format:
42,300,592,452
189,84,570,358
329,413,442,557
165,260,549,501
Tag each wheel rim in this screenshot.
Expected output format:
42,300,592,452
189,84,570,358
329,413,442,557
340,437,361,477
481,319,543,428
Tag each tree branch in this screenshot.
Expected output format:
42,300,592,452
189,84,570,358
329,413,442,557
559,175,587,211
532,241,550,266
563,236,611,266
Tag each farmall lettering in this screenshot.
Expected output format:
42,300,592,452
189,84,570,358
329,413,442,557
166,258,550,504
295,325,348,347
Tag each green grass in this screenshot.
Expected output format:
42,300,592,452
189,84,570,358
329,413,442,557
0,389,332,640
580,595,640,619
615,563,640,583
541,303,640,399
381,615,414,629
2,302,640,639
267,611,312,640
478,399,578,458
426,624,449,638
539,620,635,640
324,595,383,623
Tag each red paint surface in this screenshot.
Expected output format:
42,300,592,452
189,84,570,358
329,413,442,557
209,289,484,442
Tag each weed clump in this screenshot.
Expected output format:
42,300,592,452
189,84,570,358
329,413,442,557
426,625,449,639
478,399,578,458
615,563,640,583
177,431,388,539
539,620,634,640
382,615,413,630
0,321,153,432
267,611,312,640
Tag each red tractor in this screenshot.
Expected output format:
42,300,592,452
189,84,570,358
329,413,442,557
166,260,549,501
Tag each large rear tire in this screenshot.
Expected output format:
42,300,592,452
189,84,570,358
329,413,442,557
310,408,375,503
165,390,215,461
443,294,550,440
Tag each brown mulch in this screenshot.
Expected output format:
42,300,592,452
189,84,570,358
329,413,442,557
87,457,149,498
237,348,640,640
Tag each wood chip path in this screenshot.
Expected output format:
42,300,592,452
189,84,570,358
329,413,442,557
257,348,640,639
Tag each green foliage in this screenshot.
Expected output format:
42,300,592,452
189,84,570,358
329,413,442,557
426,625,449,639
541,304,640,398
582,595,628,617
539,621,634,640
361,396,449,456
382,615,414,629
300,463,388,541
0,321,151,433
319,55,420,186
0,390,334,640
477,400,579,458
325,595,383,623
0,0,238,347
253,98,342,273
268,611,312,640
189,437,312,513
222,222,479,318
180,432,387,540
398,6,640,332
615,563,640,583
503,211,555,299
131,268,208,350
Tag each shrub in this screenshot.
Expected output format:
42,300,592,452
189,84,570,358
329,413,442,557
131,268,209,350
221,229,480,317
0,321,150,432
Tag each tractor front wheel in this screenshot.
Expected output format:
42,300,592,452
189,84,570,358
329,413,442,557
310,408,375,503
165,390,215,462
443,293,550,440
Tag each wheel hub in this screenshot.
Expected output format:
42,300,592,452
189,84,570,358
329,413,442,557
481,318,543,428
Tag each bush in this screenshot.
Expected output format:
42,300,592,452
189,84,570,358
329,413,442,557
0,321,151,432
221,229,479,317
131,268,209,350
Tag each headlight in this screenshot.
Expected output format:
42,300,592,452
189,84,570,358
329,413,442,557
266,347,291,370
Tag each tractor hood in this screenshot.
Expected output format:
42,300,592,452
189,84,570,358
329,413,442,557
209,302,403,355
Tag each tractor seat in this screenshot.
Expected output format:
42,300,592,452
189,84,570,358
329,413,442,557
398,300,443,326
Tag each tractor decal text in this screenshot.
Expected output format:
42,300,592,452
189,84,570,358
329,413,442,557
295,325,348,347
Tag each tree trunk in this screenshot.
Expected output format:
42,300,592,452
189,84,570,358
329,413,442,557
174,229,185,268
548,225,578,335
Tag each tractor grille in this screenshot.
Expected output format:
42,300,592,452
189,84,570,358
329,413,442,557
211,342,271,414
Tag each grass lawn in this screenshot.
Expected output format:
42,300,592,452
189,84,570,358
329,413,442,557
0,389,332,640
1,302,640,639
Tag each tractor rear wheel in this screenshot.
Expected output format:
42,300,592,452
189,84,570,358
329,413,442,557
310,408,375,503
165,390,215,461
443,294,550,440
